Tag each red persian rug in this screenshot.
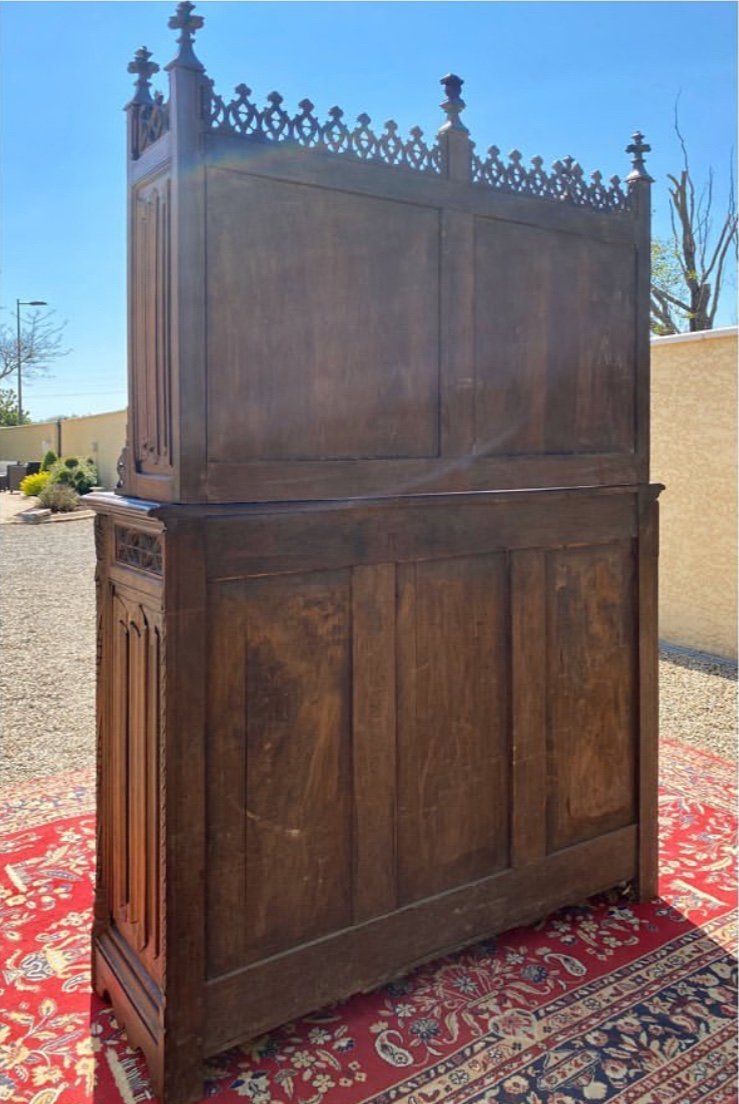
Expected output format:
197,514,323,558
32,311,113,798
1,740,736,1104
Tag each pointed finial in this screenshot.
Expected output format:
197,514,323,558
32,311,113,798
127,46,159,105
439,73,468,133
167,1,204,70
626,130,653,184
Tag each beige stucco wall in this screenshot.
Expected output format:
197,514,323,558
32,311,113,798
0,409,126,491
56,410,127,490
651,328,737,660
0,421,58,464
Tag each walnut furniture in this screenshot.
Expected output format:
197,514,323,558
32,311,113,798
90,7,661,1102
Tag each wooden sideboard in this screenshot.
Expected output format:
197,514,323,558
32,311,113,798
91,484,659,1103
91,7,660,1102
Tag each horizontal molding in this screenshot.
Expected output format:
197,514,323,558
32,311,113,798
203,824,637,1054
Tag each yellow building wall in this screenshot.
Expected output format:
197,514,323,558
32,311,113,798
0,409,126,491
651,328,737,660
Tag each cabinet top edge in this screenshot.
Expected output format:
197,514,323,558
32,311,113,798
88,483,663,523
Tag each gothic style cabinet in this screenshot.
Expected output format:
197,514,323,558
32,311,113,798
90,6,661,1102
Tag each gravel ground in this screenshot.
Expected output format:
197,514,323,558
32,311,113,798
1,512,96,786
659,647,737,761
0,508,736,788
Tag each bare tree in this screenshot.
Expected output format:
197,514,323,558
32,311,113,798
651,109,737,335
0,308,71,385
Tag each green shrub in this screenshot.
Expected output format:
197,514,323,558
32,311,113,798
38,482,79,513
19,471,51,497
40,449,58,472
48,455,98,496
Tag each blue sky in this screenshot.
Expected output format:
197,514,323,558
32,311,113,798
1,0,736,421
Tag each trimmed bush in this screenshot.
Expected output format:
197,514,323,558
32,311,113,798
38,482,79,513
40,449,58,472
48,455,98,496
19,471,51,497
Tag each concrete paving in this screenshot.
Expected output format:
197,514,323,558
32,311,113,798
0,492,37,523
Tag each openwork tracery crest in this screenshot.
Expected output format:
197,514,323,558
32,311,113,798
207,85,442,175
126,4,651,215
471,147,630,213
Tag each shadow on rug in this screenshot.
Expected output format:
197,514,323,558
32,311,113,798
1,739,736,1104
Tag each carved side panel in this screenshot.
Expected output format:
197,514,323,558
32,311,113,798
93,517,109,955
99,582,165,982
131,176,173,475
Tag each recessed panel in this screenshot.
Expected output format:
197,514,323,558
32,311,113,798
243,570,353,961
474,218,635,456
397,554,510,903
131,176,173,476
107,589,163,982
546,543,636,851
206,169,440,462
206,570,353,973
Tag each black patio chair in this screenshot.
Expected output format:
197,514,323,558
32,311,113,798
7,461,41,493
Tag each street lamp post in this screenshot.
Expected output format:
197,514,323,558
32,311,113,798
16,299,47,425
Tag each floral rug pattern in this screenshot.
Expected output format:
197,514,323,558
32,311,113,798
0,739,736,1104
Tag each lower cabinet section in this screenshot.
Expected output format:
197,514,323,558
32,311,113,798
90,485,660,1104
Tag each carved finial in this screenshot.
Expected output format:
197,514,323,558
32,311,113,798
626,130,653,184
127,46,159,105
168,1,204,70
439,73,468,133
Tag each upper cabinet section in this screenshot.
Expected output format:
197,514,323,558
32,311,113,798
120,3,653,504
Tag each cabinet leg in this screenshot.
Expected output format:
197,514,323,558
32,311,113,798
93,934,205,1104
158,1048,205,1104
637,870,658,903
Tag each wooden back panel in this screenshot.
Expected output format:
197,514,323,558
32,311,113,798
120,17,652,504
91,480,661,1085
191,485,655,1051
